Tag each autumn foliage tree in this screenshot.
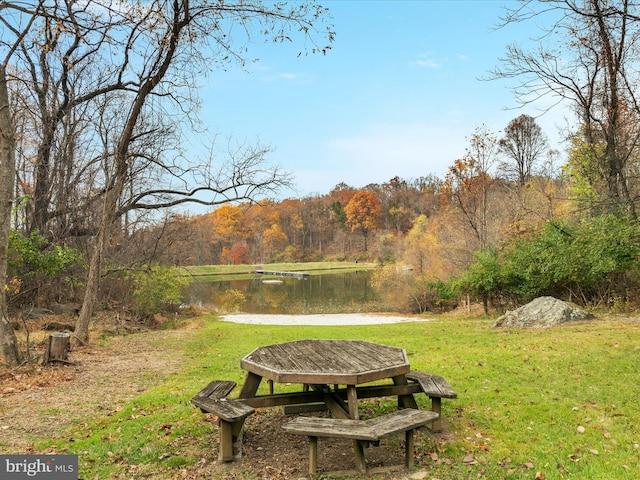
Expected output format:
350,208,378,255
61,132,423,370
262,223,288,262
344,190,382,252
442,134,495,252
403,214,443,276
229,242,250,265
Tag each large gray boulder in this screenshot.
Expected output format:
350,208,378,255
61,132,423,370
493,296,595,328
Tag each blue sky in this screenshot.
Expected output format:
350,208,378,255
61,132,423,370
197,0,568,199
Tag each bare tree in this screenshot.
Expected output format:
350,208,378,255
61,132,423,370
498,114,549,185
0,0,45,366
71,0,333,346
492,0,640,218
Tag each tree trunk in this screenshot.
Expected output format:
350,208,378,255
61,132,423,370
0,65,24,366
73,0,187,349
72,219,106,348
72,181,120,348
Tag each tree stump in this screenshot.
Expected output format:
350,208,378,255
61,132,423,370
42,332,71,365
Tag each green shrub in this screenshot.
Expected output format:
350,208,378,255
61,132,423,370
7,229,82,306
128,266,188,317
456,214,640,308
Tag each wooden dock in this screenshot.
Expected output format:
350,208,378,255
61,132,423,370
255,270,309,279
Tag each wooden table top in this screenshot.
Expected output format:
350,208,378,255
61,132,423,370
240,339,410,385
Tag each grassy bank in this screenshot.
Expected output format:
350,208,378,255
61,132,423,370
180,261,378,278
37,315,639,479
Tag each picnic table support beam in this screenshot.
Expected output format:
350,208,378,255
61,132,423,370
392,375,419,410
354,440,366,473
309,436,318,474
430,397,443,432
219,421,234,461
405,429,415,468
311,385,350,419
347,385,359,419
218,420,246,462
238,372,262,398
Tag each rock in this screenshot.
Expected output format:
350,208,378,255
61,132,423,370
21,307,54,320
43,321,76,332
50,304,80,315
493,296,595,328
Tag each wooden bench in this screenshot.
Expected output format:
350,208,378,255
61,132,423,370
282,408,439,474
192,379,237,400
191,380,255,462
406,370,457,432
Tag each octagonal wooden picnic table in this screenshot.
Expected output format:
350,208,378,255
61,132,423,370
238,339,419,420
193,339,456,464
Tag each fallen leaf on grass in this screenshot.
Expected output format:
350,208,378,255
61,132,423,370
462,453,477,464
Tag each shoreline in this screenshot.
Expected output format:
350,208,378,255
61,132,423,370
220,313,428,325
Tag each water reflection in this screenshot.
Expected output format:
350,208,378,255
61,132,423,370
183,271,388,314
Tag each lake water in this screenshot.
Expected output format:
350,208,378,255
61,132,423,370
182,270,389,314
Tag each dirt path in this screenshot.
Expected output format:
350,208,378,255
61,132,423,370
0,330,188,452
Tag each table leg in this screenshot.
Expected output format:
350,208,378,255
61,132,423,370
309,436,318,474
430,396,443,432
346,382,363,468
346,384,359,419
222,372,262,462
218,421,234,462
405,429,415,468
354,439,367,472
219,421,245,462
238,372,262,398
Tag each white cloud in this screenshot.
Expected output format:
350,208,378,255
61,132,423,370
412,58,441,68
256,71,313,84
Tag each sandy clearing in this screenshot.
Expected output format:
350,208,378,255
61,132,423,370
220,313,428,325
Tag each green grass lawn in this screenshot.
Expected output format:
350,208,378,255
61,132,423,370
38,315,640,479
